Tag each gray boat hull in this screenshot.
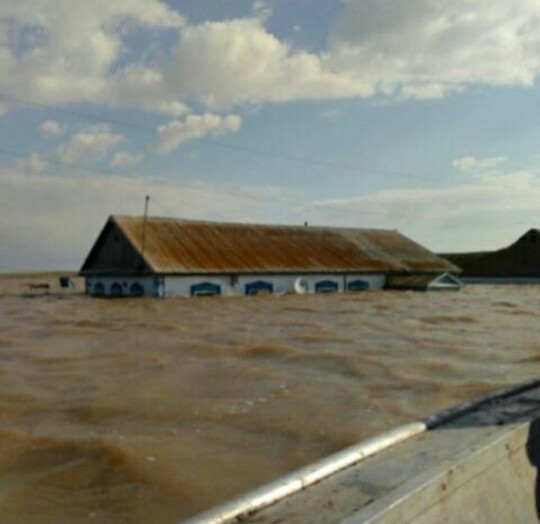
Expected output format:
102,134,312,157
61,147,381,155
184,380,540,523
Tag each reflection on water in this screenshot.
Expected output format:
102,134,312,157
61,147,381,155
0,280,539,523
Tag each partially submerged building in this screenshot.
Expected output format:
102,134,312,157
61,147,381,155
80,216,460,297
386,273,462,291
441,229,540,284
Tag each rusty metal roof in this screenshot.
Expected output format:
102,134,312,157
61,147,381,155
82,216,459,275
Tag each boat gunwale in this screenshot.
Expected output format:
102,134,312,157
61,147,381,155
183,377,540,524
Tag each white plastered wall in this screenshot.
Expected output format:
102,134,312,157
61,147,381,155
85,273,386,298
163,273,386,297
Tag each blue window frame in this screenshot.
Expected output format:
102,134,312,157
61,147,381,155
93,282,105,296
347,279,369,291
245,280,273,296
111,282,123,297
190,282,221,297
130,282,144,296
315,280,339,293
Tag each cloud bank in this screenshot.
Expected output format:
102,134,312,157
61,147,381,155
2,0,540,113
301,167,540,252
2,159,539,269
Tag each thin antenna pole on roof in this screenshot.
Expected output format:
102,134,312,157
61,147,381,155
140,195,150,267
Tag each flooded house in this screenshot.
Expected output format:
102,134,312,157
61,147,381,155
441,229,540,284
80,216,460,297
385,272,462,291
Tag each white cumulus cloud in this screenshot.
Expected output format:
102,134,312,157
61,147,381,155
111,151,145,168
160,18,362,107
56,125,124,164
3,0,540,112
328,0,540,99
0,0,185,110
452,156,507,172
40,120,67,138
252,0,273,21
154,113,242,153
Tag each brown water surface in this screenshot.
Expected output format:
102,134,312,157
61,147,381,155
0,279,539,523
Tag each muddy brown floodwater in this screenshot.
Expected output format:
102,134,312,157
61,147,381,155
0,277,539,523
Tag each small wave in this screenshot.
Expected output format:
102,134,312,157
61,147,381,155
510,308,536,316
0,429,188,523
494,301,518,308
422,315,477,325
519,354,540,363
244,344,300,358
0,335,22,347
282,306,318,313
74,319,111,329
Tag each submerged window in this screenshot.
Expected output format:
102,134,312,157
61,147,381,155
130,282,144,296
315,280,339,293
245,281,273,295
348,279,369,291
110,282,123,297
93,282,105,296
190,282,221,297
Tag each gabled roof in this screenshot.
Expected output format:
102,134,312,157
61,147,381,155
81,215,459,275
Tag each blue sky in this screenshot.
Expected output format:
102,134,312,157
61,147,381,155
2,0,540,270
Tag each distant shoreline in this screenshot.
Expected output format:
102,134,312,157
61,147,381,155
0,271,79,280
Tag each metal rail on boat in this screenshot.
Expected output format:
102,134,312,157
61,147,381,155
183,378,540,524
